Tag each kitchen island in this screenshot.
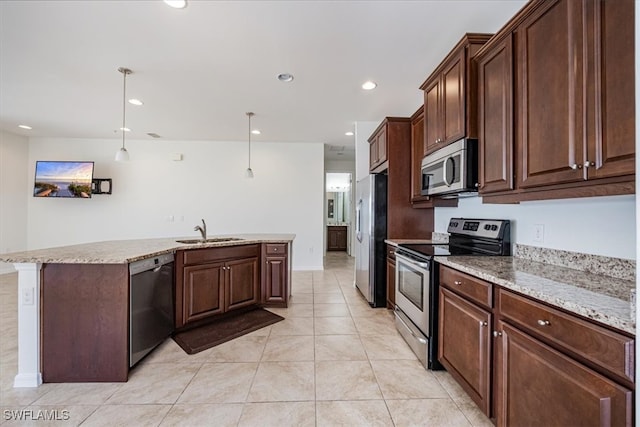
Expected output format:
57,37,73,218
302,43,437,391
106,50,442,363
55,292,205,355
0,234,295,387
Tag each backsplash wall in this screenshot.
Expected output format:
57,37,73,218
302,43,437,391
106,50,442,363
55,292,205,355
435,195,635,260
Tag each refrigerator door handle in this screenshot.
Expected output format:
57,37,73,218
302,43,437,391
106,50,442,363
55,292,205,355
356,198,363,242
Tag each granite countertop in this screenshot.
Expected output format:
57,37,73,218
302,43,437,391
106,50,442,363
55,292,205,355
435,255,635,335
0,234,296,264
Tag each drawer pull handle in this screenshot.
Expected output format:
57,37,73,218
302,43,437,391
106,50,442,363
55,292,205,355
480,321,488,327
493,331,502,337
537,319,550,326
454,280,462,285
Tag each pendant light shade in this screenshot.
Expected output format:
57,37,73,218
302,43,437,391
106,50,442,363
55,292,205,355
115,67,132,161
245,112,254,178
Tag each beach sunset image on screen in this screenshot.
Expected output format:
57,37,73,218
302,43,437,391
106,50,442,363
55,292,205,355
33,161,94,198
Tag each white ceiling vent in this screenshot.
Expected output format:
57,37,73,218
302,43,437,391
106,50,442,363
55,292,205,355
147,132,162,138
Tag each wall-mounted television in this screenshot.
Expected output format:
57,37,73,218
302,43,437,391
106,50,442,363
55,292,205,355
33,161,95,198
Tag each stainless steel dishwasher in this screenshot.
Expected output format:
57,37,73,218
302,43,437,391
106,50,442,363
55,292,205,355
129,253,175,367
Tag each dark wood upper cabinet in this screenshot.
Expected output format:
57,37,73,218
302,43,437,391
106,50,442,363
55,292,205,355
476,33,514,194
584,0,635,180
367,117,434,238
420,33,492,155
516,0,585,189
476,0,635,203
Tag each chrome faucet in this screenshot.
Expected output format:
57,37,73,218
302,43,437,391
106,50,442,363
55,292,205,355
194,219,207,242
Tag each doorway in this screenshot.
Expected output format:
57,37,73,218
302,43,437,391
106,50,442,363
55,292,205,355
326,173,352,254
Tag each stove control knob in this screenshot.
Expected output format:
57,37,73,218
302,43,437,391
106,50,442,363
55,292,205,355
491,225,498,231
484,224,491,230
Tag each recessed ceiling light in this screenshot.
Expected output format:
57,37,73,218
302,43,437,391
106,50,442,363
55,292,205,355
128,98,143,106
18,124,32,130
251,130,261,135
120,127,131,132
345,131,354,136
164,0,187,9
277,73,294,82
362,81,377,90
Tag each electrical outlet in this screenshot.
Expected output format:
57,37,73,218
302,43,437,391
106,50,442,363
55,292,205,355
22,287,34,305
533,224,544,243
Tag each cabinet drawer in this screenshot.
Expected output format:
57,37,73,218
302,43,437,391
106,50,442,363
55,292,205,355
265,243,287,255
182,244,259,265
497,288,634,384
439,265,492,309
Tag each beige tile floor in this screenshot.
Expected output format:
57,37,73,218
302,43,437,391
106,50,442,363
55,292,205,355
0,253,493,426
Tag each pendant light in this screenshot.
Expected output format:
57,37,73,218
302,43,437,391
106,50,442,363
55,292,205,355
245,112,254,178
115,67,132,161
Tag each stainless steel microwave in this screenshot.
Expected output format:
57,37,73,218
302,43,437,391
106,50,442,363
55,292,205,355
420,139,478,197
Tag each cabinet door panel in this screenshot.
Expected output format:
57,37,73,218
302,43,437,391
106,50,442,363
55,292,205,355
386,257,395,308
226,257,259,311
496,322,632,427
369,139,378,170
517,0,584,187
586,0,635,179
410,109,426,200
377,128,387,164
438,287,491,415
442,51,465,144
183,263,224,323
264,256,287,304
424,78,441,154
478,34,514,194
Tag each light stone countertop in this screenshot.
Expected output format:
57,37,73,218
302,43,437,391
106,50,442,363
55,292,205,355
0,234,296,264
435,255,635,335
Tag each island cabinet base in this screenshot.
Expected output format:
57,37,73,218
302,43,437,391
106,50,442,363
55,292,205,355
41,263,129,383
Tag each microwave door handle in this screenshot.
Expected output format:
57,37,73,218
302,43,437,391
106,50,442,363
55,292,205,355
443,157,452,187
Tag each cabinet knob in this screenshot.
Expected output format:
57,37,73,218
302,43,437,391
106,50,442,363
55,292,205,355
493,331,502,337
570,163,582,170
454,280,462,285
480,321,488,327
537,319,550,326
584,160,595,167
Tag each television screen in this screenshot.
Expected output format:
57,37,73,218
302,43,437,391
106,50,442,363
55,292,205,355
33,161,94,198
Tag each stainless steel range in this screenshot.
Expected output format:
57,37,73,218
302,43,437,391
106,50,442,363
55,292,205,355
394,218,511,369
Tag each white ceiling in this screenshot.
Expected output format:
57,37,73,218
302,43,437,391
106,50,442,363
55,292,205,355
0,0,526,162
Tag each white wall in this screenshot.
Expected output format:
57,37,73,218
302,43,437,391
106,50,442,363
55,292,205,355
354,121,379,182
0,131,29,274
435,195,635,260
26,137,325,270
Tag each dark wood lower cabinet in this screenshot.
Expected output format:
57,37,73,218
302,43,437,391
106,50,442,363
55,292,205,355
386,244,396,309
438,287,492,415
327,226,348,251
262,243,289,307
495,321,633,427
176,245,261,328
42,263,129,382
226,257,259,311
183,262,225,323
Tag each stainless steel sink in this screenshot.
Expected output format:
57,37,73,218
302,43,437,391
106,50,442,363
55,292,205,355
175,237,245,244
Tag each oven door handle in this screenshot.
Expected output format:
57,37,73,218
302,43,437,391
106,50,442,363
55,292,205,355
394,309,427,344
395,253,431,270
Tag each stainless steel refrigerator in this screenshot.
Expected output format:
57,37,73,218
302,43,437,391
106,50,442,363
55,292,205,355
354,174,388,307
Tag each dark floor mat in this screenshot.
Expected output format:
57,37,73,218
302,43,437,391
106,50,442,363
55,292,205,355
173,308,284,355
